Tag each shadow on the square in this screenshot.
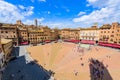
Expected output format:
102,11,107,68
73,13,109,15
89,58,113,80
2,56,51,80
11,47,20,57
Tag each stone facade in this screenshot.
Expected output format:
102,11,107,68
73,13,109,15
0,38,13,78
0,22,59,45
116,25,120,44
40,26,52,41
0,24,19,46
99,22,120,44
28,30,40,44
0,36,5,69
60,28,70,39
17,26,29,43
60,28,80,40
99,24,111,43
0,21,120,45
80,26,99,41
1,39,13,61
69,29,80,40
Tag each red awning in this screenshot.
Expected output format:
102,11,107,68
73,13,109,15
64,39,80,43
98,42,120,49
44,40,51,43
81,40,95,45
20,42,28,45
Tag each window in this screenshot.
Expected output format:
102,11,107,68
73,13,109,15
1,59,3,63
111,35,114,37
6,31,8,33
113,25,115,29
110,39,113,41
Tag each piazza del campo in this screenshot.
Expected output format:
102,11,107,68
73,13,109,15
0,0,120,80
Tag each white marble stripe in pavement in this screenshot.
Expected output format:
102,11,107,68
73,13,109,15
18,46,33,63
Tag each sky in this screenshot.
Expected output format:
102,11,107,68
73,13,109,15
0,0,120,28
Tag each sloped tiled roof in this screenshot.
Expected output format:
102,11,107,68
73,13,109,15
99,24,111,29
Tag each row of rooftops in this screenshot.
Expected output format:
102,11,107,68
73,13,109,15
0,21,120,31
61,22,120,31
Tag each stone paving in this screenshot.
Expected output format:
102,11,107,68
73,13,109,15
2,45,51,80
27,42,120,80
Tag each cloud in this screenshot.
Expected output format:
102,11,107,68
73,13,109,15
18,5,25,9
21,6,34,16
42,11,51,15
31,0,46,3
73,7,113,22
54,5,58,8
31,0,35,2
24,19,34,25
77,11,86,16
18,5,34,16
0,0,34,23
66,9,70,12
38,17,45,22
45,23,63,28
24,18,45,25
62,6,70,12
87,0,98,3
42,21,83,29
47,11,51,14
56,13,61,16
0,1,24,23
38,0,46,2
87,0,119,8
73,0,120,27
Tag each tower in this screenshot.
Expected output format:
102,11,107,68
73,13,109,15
35,19,38,27
16,20,22,25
